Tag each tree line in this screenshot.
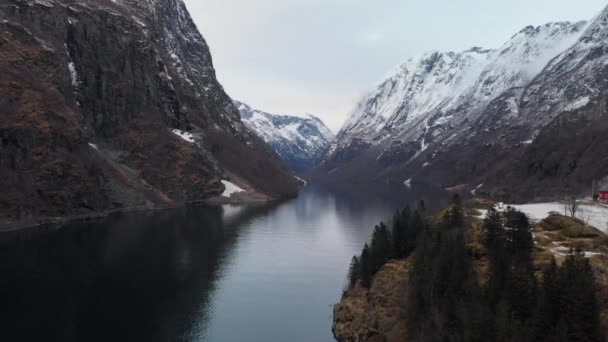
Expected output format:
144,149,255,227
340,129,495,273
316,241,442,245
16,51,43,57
478,205,600,341
347,200,427,289
346,196,602,341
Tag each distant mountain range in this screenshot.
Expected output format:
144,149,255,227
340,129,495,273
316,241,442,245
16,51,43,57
235,101,334,173
317,8,608,200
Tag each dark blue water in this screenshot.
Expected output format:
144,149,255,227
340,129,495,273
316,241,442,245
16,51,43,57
0,184,445,341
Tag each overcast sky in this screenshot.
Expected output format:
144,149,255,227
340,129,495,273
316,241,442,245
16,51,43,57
184,0,606,132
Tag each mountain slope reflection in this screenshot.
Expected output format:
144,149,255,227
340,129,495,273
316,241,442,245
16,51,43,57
0,201,281,341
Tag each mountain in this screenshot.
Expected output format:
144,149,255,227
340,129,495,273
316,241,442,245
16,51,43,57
235,101,334,173
0,0,298,227
318,14,608,200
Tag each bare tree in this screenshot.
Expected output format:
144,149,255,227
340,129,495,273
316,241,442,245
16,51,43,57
564,194,581,218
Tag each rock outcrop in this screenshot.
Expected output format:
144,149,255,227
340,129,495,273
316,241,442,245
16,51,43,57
333,259,411,342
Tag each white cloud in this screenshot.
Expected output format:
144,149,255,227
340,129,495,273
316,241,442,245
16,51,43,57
362,31,385,44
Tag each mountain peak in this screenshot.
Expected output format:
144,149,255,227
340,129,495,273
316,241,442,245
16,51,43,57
235,101,334,173
508,21,587,44
578,4,608,44
326,18,590,176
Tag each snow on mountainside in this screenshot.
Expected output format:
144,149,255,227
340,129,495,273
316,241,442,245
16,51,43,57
319,19,591,189
340,47,493,141
516,9,608,129
330,21,587,158
235,101,334,173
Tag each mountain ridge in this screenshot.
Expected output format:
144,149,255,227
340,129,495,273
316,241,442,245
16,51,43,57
235,100,334,173
317,13,607,200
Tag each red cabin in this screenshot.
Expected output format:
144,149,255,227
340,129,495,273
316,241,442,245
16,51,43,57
600,191,608,201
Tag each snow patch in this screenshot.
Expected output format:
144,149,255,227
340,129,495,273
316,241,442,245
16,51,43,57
67,61,78,87
494,202,608,232
65,44,79,89
564,96,590,111
471,183,483,195
221,180,245,197
131,15,147,27
171,129,196,144
88,142,98,150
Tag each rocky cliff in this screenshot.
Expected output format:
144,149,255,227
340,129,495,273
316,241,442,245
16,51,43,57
0,0,298,228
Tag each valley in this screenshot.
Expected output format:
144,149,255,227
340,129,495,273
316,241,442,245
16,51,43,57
1,0,608,341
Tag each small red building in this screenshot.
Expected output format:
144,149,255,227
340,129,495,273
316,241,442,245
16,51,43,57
600,191,608,201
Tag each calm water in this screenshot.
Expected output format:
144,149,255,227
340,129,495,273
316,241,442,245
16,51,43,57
0,184,446,341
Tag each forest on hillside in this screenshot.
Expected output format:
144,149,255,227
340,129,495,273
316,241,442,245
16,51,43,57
346,196,601,341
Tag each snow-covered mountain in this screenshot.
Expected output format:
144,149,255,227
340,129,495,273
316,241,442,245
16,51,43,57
319,10,608,200
328,21,586,160
235,101,334,172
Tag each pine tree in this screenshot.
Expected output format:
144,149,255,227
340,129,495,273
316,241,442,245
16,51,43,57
392,206,413,258
418,199,426,212
440,195,464,231
408,198,484,341
347,256,360,289
534,257,561,340
370,222,391,273
483,206,504,251
505,208,534,263
483,206,508,307
558,249,601,341
359,244,372,288
408,209,424,249
407,227,437,340
391,210,404,258
504,208,536,324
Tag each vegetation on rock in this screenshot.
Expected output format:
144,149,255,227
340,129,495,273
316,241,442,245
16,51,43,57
337,198,604,341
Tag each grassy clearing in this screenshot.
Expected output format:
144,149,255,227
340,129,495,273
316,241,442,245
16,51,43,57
539,213,602,238
466,197,496,210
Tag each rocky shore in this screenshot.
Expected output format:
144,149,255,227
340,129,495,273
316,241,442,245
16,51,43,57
333,259,411,342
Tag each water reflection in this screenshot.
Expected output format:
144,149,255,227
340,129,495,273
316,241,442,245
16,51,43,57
0,202,279,341
0,183,446,341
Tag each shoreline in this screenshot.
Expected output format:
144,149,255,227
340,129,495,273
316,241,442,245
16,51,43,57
0,192,297,245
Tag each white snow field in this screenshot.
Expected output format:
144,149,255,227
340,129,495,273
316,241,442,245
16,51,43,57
478,202,608,232
221,180,246,197
511,203,608,232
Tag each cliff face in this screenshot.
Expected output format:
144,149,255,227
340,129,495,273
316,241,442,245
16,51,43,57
0,0,298,227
